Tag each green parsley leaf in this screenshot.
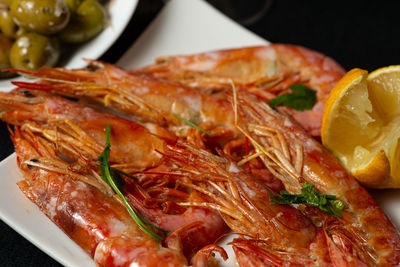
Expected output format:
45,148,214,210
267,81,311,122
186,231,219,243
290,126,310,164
173,113,212,136
98,124,167,242
268,84,317,111
269,182,344,217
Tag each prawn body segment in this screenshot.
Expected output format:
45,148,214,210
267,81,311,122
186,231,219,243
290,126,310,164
11,62,238,147
12,128,188,267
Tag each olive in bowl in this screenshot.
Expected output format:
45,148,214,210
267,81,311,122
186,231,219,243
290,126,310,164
59,0,106,43
0,0,108,76
11,0,71,35
0,8,18,38
10,32,60,70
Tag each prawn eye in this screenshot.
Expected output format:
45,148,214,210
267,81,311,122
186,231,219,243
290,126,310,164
87,64,100,72
156,59,167,65
20,90,36,98
26,158,39,169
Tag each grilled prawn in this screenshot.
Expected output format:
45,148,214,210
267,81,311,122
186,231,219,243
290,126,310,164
9,44,344,146
0,89,227,262
137,44,346,136
158,139,328,266
11,62,238,149
12,127,188,267
231,91,400,266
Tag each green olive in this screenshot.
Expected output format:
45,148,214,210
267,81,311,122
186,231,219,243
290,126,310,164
59,0,105,43
10,32,59,70
64,0,83,12
11,0,70,35
0,34,17,78
0,9,18,38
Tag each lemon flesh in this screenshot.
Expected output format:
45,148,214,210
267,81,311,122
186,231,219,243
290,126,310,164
322,67,400,188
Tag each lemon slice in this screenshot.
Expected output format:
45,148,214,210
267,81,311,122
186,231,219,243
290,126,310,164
322,67,400,188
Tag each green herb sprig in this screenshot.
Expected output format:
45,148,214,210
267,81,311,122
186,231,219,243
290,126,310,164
269,182,344,217
98,124,168,242
268,84,317,111
173,113,212,136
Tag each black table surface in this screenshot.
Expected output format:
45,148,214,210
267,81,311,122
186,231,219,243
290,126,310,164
1,0,399,266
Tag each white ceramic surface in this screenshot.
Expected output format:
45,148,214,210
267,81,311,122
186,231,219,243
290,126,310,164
0,0,138,92
0,0,398,266
117,0,267,69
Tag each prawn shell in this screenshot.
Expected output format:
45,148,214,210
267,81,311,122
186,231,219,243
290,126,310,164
138,44,346,136
239,94,400,265
3,91,228,264
17,175,187,267
94,237,187,267
12,128,188,267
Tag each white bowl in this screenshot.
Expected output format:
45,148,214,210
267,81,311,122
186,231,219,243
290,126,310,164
0,0,138,92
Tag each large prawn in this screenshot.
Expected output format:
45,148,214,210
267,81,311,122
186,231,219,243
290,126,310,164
0,89,228,263
10,62,238,150
9,44,344,143
11,126,188,267
157,139,330,266
229,91,400,266
136,44,346,136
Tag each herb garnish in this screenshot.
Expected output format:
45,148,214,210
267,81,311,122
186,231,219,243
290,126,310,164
269,182,344,217
173,113,212,136
268,84,317,111
98,124,168,242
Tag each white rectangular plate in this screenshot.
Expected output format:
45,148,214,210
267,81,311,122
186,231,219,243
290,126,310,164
0,0,399,266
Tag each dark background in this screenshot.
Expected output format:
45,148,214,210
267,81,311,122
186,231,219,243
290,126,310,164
1,0,399,265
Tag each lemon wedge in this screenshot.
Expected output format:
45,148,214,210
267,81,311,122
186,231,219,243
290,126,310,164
322,66,400,188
